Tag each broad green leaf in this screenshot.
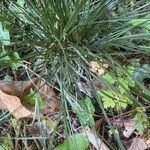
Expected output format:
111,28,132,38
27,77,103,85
127,78,135,87
73,97,95,126
73,103,95,126
79,97,95,114
0,50,22,70
136,107,146,112
97,90,116,109
0,22,10,45
115,99,128,110
118,85,126,94
9,52,22,70
54,133,89,150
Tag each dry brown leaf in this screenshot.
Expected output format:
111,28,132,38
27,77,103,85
0,100,7,109
123,120,135,138
0,78,39,98
35,80,59,112
0,78,59,118
89,61,109,89
89,61,109,76
0,90,33,119
89,61,100,73
83,127,109,150
128,137,150,150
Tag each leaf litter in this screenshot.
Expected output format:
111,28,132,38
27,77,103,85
0,78,59,119
0,60,149,149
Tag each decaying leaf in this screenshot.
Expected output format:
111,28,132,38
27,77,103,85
0,90,33,119
128,137,150,150
83,127,109,150
36,80,59,112
0,78,59,119
123,120,135,138
89,61,109,89
89,61,109,76
0,99,8,109
0,78,39,98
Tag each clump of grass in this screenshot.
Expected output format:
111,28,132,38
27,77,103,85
0,0,150,149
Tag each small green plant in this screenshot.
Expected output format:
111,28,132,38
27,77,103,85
24,89,46,110
98,90,133,111
134,107,149,133
103,65,136,94
0,50,22,70
98,65,136,110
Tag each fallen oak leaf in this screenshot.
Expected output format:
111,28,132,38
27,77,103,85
0,90,33,120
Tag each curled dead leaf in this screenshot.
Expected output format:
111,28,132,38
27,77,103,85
0,90,33,120
0,78,39,98
0,78,60,119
